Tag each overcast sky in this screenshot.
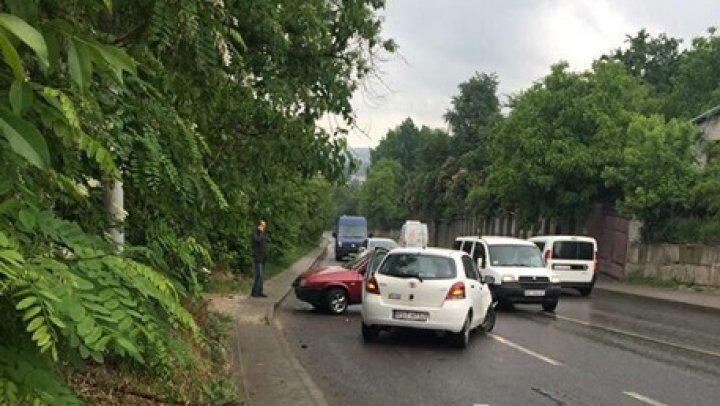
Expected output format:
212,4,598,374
341,0,720,148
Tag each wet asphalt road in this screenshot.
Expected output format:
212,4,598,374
277,248,720,406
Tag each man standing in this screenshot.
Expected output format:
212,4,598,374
251,219,269,298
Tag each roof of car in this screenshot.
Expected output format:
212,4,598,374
387,247,463,257
528,235,597,243
366,237,395,242
456,235,536,246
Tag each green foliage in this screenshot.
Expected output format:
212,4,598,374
603,115,699,228
604,29,682,95
359,158,407,229
667,29,720,118
481,61,653,226
0,0,391,402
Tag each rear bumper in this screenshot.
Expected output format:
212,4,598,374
361,295,468,333
335,245,361,258
560,281,594,289
490,282,561,304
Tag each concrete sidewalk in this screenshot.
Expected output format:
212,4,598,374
595,274,720,312
208,234,331,406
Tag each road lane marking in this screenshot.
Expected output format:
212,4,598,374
488,333,562,366
623,391,668,406
546,312,720,360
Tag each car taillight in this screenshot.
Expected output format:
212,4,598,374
445,282,466,300
366,276,380,295
593,251,598,271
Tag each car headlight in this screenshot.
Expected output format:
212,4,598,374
550,275,560,284
501,274,516,283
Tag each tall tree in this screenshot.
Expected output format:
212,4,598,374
443,72,501,161
358,158,407,229
605,29,682,95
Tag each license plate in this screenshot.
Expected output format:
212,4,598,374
392,310,429,321
524,290,546,297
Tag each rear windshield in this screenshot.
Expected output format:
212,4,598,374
344,250,370,269
552,241,594,260
378,254,456,280
488,245,544,268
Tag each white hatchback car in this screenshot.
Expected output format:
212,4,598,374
361,247,496,348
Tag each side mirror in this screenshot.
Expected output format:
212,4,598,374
332,232,337,238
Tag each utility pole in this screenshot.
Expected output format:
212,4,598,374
107,178,124,251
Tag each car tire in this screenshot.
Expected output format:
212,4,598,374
578,287,592,297
542,299,559,312
361,322,379,342
479,306,496,333
325,288,348,315
449,313,471,349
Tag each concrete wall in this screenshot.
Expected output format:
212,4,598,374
626,243,720,287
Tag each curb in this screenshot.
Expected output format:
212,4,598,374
265,238,329,325
593,285,720,314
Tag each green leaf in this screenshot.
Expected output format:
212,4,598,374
105,299,119,310
0,13,48,66
26,316,44,332
87,43,137,82
16,296,37,310
0,108,50,169
67,39,92,90
115,337,143,362
102,0,113,12
9,80,33,116
0,29,24,80
18,209,36,230
22,305,42,321
49,315,66,329
68,302,85,322
31,325,47,342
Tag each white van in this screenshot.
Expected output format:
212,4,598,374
453,236,561,311
399,221,428,248
528,235,598,296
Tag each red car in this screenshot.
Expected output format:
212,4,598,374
292,250,371,314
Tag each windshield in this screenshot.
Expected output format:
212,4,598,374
338,224,367,238
344,250,370,269
488,245,544,267
377,253,456,280
368,239,397,249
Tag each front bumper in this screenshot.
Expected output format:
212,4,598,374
336,244,361,258
490,282,561,304
294,286,324,305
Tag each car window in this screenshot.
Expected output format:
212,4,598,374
461,241,473,255
461,255,477,280
488,245,544,267
472,243,486,265
552,241,594,260
367,249,388,276
453,240,463,251
378,254,456,280
533,241,545,251
344,250,370,269
338,224,366,238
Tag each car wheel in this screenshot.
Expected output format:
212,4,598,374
361,322,379,342
325,288,348,315
480,306,496,333
449,313,471,349
542,299,559,312
578,287,592,297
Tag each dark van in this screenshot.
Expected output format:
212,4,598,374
333,215,369,261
